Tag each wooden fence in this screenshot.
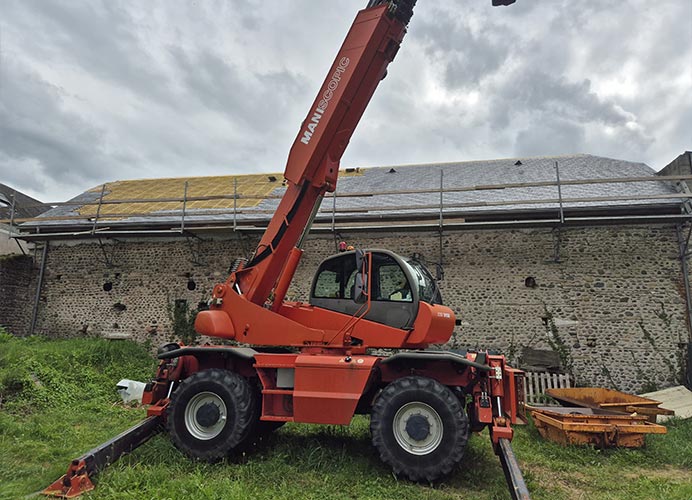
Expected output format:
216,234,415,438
523,371,573,405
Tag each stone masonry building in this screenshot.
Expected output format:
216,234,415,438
3,152,692,393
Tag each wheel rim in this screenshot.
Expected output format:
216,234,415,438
393,402,444,455
184,391,228,440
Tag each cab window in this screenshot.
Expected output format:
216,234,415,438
313,269,340,298
312,254,357,299
373,253,412,302
405,260,441,304
378,264,411,302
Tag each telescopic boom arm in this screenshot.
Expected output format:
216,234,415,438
233,1,416,306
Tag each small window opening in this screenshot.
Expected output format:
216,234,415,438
103,282,113,292
187,279,197,291
524,276,537,288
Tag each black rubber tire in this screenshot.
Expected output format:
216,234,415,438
167,369,256,462
370,376,469,482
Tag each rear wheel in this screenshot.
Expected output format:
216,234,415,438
167,369,256,462
370,376,469,482
233,379,285,453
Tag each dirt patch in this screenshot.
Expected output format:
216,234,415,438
523,462,692,500
523,464,591,500
622,466,691,482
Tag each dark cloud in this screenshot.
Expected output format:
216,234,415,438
515,117,586,157
0,58,116,199
168,46,307,131
414,10,511,89
2,0,170,105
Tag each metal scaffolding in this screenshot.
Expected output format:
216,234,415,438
3,173,691,240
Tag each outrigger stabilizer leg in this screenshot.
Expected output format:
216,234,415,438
497,438,531,500
43,416,161,498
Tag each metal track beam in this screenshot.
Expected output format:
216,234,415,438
497,438,531,500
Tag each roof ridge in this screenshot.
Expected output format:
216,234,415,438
353,153,592,171
82,153,651,191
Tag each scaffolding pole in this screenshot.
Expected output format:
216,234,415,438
180,181,189,233
91,184,106,235
555,161,564,224
233,177,238,231
30,243,49,336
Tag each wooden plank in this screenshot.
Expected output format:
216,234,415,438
526,374,535,404
536,373,543,405
522,375,528,405
0,208,281,224
640,385,692,420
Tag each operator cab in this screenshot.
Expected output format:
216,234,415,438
309,249,442,330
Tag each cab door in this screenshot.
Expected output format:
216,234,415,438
310,250,418,330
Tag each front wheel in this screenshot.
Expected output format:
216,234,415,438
167,369,257,462
370,376,469,482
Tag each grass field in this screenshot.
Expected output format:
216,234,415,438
0,334,690,500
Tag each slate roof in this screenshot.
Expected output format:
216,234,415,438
21,154,683,233
0,184,49,221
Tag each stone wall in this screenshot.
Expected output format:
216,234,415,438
0,254,38,336
32,234,259,344
0,231,27,255
23,224,690,392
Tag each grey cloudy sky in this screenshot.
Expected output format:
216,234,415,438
1,0,690,202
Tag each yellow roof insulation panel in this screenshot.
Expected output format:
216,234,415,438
79,169,364,219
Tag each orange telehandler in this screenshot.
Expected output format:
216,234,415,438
45,1,529,498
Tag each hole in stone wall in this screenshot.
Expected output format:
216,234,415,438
524,276,537,288
187,279,197,291
112,323,119,329
103,282,113,292
113,302,127,312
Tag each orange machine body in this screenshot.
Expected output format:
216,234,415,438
196,289,456,351
48,2,529,497
145,0,523,473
